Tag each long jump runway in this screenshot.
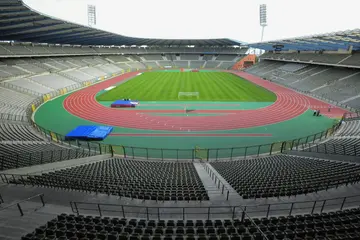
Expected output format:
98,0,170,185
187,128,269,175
63,71,349,131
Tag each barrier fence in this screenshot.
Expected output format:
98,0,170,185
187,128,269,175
69,194,360,220
30,119,341,161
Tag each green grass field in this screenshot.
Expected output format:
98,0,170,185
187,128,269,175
96,72,277,102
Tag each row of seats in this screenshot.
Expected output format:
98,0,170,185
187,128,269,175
22,208,360,240
211,155,360,199
17,158,209,201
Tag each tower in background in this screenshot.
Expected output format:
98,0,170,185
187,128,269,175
87,5,96,27
259,4,268,55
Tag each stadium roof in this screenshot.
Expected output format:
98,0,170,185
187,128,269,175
248,29,360,51
0,0,244,46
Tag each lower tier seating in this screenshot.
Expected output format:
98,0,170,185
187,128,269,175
22,209,360,240
211,155,360,199
19,158,209,201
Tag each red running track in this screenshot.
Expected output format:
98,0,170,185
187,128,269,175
63,71,349,131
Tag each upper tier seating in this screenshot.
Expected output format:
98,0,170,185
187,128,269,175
211,155,360,199
21,158,209,201
22,209,360,240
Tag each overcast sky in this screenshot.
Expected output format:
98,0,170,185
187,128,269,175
24,0,359,44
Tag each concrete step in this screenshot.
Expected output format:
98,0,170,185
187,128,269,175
193,163,228,204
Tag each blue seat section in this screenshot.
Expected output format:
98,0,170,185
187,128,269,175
65,125,113,141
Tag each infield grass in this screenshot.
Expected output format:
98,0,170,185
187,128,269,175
96,72,276,102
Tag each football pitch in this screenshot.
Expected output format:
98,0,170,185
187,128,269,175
96,72,277,102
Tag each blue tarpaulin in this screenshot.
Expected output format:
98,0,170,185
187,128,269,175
65,125,113,141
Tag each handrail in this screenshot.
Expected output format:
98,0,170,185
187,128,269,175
0,193,45,216
203,163,233,200
70,193,360,220
0,192,3,204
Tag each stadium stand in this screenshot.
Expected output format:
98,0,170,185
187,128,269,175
18,158,209,201
211,155,360,199
246,57,360,109
2,1,360,239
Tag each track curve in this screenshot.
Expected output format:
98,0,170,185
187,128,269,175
63,71,346,131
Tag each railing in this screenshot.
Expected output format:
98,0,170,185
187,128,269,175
30,117,342,161
203,163,232,200
0,148,99,171
69,194,360,220
297,143,360,157
0,192,4,204
0,193,45,216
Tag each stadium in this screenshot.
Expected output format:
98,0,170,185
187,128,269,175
1,0,360,239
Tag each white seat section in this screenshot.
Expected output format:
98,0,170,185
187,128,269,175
79,67,108,77
63,70,95,82
10,78,52,94
97,64,121,74
29,74,77,89
16,64,47,74
0,65,28,77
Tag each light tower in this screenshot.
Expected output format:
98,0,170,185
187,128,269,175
259,4,267,42
87,5,96,27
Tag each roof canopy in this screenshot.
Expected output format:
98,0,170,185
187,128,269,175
0,0,243,46
248,29,360,51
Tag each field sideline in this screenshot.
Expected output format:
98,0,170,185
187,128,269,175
96,72,277,102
